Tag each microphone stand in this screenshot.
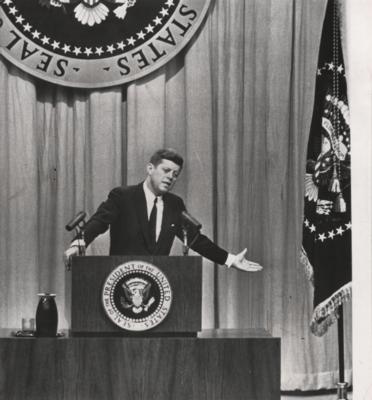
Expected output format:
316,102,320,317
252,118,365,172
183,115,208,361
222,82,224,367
182,227,189,256
188,231,200,248
182,227,201,256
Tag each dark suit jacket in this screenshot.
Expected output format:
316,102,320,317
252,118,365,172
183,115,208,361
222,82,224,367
83,183,228,265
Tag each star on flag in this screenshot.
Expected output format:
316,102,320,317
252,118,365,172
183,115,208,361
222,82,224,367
318,233,326,242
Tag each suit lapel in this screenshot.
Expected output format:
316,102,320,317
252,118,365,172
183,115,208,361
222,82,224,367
133,183,152,252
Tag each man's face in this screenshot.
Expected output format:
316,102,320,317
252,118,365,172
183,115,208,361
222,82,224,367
146,159,181,195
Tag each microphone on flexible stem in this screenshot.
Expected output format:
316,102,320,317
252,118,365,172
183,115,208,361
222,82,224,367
181,211,202,230
181,211,202,256
65,211,86,231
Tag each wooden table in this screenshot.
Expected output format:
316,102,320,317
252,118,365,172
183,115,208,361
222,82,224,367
0,329,280,400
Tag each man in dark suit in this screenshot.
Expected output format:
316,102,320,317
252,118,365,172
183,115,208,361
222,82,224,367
64,149,262,272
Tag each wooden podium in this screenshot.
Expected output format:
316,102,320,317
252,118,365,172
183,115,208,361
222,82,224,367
0,256,281,399
67,255,202,335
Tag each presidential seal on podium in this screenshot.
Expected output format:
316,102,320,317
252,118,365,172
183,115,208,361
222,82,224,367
102,260,173,331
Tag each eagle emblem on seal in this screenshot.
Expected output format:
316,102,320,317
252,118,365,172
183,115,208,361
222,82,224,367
38,0,137,26
304,93,350,214
120,278,155,314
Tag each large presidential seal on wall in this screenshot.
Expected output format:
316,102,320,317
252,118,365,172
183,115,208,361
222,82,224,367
102,260,172,331
0,0,211,87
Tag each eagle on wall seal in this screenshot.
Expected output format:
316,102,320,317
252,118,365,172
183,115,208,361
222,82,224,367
38,0,137,26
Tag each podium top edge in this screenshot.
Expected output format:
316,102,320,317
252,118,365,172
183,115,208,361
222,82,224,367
197,329,277,339
0,328,278,340
72,255,203,259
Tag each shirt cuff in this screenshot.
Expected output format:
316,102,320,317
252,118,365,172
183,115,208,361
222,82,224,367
225,253,236,268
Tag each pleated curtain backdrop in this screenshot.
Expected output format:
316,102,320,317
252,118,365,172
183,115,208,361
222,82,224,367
0,0,351,390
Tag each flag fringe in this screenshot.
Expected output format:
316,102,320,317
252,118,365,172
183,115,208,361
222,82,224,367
300,246,314,283
310,281,352,336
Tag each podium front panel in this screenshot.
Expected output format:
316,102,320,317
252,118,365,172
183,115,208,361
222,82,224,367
0,329,280,400
70,256,202,335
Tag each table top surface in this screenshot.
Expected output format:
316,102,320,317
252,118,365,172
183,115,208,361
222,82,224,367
0,328,277,340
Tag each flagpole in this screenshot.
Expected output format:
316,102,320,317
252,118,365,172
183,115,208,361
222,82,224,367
337,304,348,400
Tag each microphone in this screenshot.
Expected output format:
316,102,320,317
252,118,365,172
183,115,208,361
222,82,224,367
181,211,201,256
181,211,202,230
65,211,86,231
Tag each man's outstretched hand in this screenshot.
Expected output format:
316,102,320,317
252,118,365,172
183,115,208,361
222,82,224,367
230,248,263,272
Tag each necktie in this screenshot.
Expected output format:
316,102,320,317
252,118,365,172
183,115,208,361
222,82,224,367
149,197,158,246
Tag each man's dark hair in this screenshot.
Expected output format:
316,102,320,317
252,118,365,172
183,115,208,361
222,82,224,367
149,148,184,168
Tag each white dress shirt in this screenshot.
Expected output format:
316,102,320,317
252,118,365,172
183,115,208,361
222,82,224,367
143,182,164,242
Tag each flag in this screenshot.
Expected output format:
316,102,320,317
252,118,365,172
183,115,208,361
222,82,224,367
301,0,352,336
